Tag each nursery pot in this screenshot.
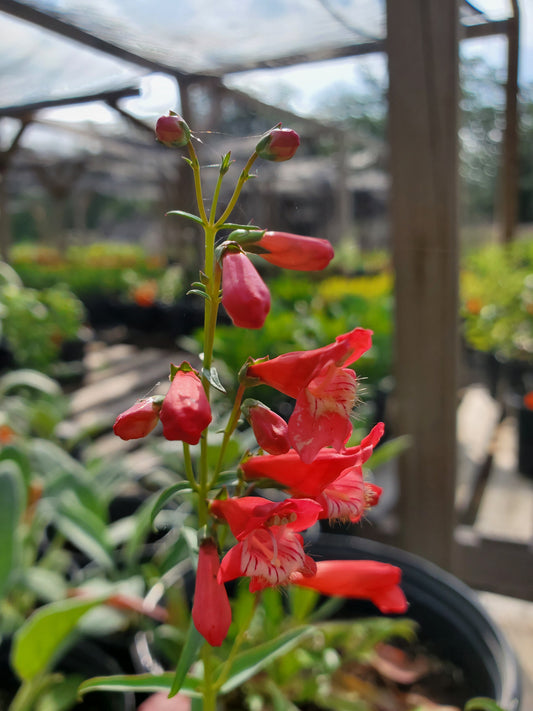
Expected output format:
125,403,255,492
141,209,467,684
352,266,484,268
307,532,522,710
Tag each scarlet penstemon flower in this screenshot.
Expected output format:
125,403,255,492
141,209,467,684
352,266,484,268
210,497,321,592
101,120,406,711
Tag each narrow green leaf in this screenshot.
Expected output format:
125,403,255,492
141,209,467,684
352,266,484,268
12,596,107,681
218,223,263,232
165,210,204,226
53,497,114,569
202,367,226,393
217,626,314,694
169,618,204,697
0,369,62,397
465,699,508,711
0,460,24,596
150,482,194,528
186,289,210,300
79,673,201,697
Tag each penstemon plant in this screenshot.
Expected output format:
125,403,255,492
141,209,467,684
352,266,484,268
80,113,407,710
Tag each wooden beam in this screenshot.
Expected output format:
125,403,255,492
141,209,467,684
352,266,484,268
386,0,459,569
0,86,140,117
453,526,533,600
501,1,520,243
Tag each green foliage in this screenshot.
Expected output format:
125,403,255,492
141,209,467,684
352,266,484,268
207,269,393,405
0,264,85,373
9,242,182,304
461,239,533,360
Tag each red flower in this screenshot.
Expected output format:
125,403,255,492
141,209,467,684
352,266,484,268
256,127,300,162
317,467,382,524
242,399,290,455
246,328,372,462
292,560,408,614
211,497,321,592
192,539,232,647
241,424,384,498
247,231,334,271
113,397,162,440
246,327,372,400
155,113,190,148
159,364,212,444
222,250,271,329
289,361,358,463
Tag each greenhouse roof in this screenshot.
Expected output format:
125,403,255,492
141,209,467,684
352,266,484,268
0,0,514,116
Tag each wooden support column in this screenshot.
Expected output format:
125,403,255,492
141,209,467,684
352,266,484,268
501,0,520,244
386,0,459,569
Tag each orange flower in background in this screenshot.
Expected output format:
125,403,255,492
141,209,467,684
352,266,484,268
133,280,158,307
0,424,15,444
523,391,533,410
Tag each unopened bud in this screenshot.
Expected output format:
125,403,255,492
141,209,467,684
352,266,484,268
155,112,191,148
256,127,300,162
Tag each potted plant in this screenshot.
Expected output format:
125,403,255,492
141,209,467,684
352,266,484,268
62,117,521,711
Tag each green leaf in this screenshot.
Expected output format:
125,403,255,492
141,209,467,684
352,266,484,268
465,699,508,711
150,482,194,528
0,460,24,596
202,366,226,393
53,496,114,569
79,673,201,697
364,434,412,469
217,626,314,694
12,596,107,681
36,674,84,711
165,210,204,226
186,289,210,300
0,369,62,397
169,618,204,697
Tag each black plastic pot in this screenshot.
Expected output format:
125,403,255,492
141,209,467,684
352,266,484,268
307,533,522,710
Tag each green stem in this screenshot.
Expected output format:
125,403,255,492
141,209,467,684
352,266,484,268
188,141,208,224
209,168,225,227
201,644,217,711
211,382,246,486
215,152,258,228
182,442,198,491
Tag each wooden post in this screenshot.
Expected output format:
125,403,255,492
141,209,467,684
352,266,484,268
501,0,520,244
386,0,459,569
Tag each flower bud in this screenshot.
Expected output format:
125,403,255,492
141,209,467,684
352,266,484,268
155,112,191,148
160,365,212,444
256,127,300,162
192,538,232,647
222,249,271,329
242,399,290,455
247,231,334,271
113,397,162,440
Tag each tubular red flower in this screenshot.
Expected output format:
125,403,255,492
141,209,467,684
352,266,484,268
242,399,290,455
192,539,232,647
241,423,385,498
155,113,190,147
211,497,321,592
222,250,271,329
113,398,161,440
288,362,358,463
159,366,212,444
256,128,300,162
246,327,372,399
317,467,383,524
292,560,408,614
248,232,334,271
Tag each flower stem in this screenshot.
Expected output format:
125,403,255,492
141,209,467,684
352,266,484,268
211,382,246,486
188,141,208,224
215,152,258,228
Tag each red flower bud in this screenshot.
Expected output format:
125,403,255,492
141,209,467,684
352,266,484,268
192,539,232,647
155,112,191,148
256,127,300,162
242,399,290,455
159,365,212,444
249,231,334,271
222,250,271,329
113,398,162,440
